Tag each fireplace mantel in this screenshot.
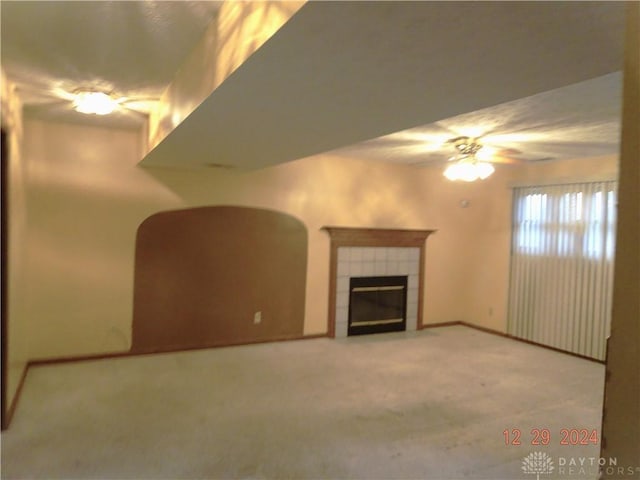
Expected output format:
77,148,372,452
322,227,435,246
322,227,436,337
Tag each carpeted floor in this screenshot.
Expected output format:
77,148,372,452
1,326,605,480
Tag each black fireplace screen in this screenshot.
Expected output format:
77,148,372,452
348,276,408,336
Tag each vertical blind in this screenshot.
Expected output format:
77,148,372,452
508,181,617,360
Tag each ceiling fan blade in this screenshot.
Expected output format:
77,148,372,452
445,136,468,144
23,99,71,111
523,156,556,163
489,155,522,165
494,146,522,156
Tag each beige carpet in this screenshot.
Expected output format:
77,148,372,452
1,326,605,479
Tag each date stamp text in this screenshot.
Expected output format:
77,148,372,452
503,428,599,446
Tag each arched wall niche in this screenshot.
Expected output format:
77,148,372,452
131,205,308,354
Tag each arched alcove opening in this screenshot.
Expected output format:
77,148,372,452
131,206,307,353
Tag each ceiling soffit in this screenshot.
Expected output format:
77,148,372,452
141,1,625,170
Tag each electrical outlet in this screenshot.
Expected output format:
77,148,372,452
254,311,262,324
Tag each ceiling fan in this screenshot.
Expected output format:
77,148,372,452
442,136,523,181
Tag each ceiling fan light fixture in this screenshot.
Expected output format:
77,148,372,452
442,136,496,181
443,160,495,182
73,90,119,115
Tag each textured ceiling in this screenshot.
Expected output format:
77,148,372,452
330,72,622,166
1,1,625,166
1,0,222,128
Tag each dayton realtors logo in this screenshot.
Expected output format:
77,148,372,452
557,457,639,477
522,453,639,478
522,452,554,480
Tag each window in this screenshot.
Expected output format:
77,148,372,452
513,182,617,259
509,181,617,360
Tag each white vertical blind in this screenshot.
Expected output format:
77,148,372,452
508,181,617,360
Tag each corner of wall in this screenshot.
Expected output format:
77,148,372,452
1,69,31,426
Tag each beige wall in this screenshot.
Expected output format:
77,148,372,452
1,70,29,409
22,116,508,359
22,120,170,359
19,115,618,362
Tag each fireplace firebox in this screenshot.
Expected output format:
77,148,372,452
348,276,408,336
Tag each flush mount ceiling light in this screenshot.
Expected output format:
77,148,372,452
443,136,496,182
72,90,120,115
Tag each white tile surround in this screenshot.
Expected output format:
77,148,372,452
335,246,420,338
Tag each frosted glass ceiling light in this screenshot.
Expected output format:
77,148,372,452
443,137,496,182
73,90,119,115
443,160,495,182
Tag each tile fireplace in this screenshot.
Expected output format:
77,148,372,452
323,227,435,338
